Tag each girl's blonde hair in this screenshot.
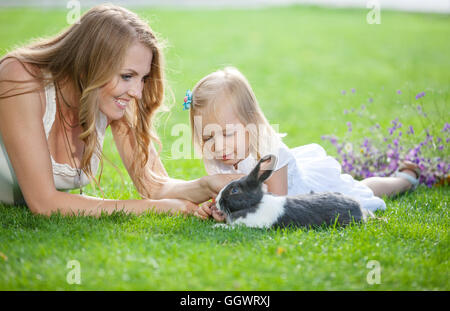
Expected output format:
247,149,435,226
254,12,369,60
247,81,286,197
0,4,169,197
189,66,282,162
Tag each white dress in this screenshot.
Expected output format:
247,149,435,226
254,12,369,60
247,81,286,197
204,141,386,212
0,75,108,205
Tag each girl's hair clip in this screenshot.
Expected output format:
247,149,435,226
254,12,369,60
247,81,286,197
182,89,193,110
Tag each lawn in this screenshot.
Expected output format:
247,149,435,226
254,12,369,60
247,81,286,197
0,5,449,290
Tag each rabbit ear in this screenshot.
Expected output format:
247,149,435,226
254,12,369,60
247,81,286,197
248,154,278,185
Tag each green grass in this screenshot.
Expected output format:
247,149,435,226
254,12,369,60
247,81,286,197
0,6,449,290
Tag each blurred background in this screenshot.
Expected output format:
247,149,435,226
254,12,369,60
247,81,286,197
0,0,449,13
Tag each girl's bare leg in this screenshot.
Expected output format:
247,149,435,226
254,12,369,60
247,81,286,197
361,169,417,198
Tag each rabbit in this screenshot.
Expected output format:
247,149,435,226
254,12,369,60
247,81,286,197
214,154,374,229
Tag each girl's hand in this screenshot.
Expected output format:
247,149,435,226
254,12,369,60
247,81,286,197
199,200,226,222
198,200,214,219
211,204,226,222
203,174,245,197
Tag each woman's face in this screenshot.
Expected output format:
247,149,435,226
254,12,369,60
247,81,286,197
99,42,153,121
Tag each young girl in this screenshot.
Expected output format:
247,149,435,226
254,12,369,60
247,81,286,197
188,67,420,219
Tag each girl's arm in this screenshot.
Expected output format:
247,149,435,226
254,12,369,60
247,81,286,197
0,60,199,217
111,118,244,204
265,165,288,196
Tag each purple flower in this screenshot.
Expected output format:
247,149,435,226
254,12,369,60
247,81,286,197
426,176,435,188
368,98,373,103
442,123,450,133
391,118,399,128
341,90,346,95
387,149,395,158
351,88,356,93
388,159,399,171
323,118,447,187
415,91,426,100
397,90,402,94
347,122,352,132
407,147,418,158
344,109,349,115
363,138,369,148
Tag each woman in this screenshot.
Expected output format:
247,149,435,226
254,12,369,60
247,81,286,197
0,4,236,219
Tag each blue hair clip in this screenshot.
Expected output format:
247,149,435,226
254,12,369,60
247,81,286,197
182,89,193,110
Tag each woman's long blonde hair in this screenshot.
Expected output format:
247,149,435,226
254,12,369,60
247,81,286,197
0,4,169,197
189,67,282,163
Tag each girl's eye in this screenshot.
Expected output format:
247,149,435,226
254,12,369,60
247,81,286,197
121,74,132,81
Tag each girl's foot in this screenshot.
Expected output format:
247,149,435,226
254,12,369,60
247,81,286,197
394,161,421,190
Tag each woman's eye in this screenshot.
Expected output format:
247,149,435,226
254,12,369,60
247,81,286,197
121,74,132,81
142,75,150,83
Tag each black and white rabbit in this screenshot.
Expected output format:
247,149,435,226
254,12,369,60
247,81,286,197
214,154,374,229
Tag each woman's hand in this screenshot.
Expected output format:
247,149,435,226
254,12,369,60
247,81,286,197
151,198,208,220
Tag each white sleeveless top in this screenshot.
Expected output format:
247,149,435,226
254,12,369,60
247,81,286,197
0,77,108,205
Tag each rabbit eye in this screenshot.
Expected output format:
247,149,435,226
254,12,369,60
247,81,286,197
230,186,240,194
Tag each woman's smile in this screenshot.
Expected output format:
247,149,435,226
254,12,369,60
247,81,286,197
114,97,129,110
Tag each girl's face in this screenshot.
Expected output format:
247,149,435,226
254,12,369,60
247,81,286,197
99,42,152,122
198,101,250,167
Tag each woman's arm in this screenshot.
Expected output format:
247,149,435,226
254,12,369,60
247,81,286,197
111,119,244,204
155,173,244,204
0,60,200,217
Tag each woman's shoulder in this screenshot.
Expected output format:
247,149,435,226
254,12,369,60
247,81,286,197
0,58,47,116
0,58,41,82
